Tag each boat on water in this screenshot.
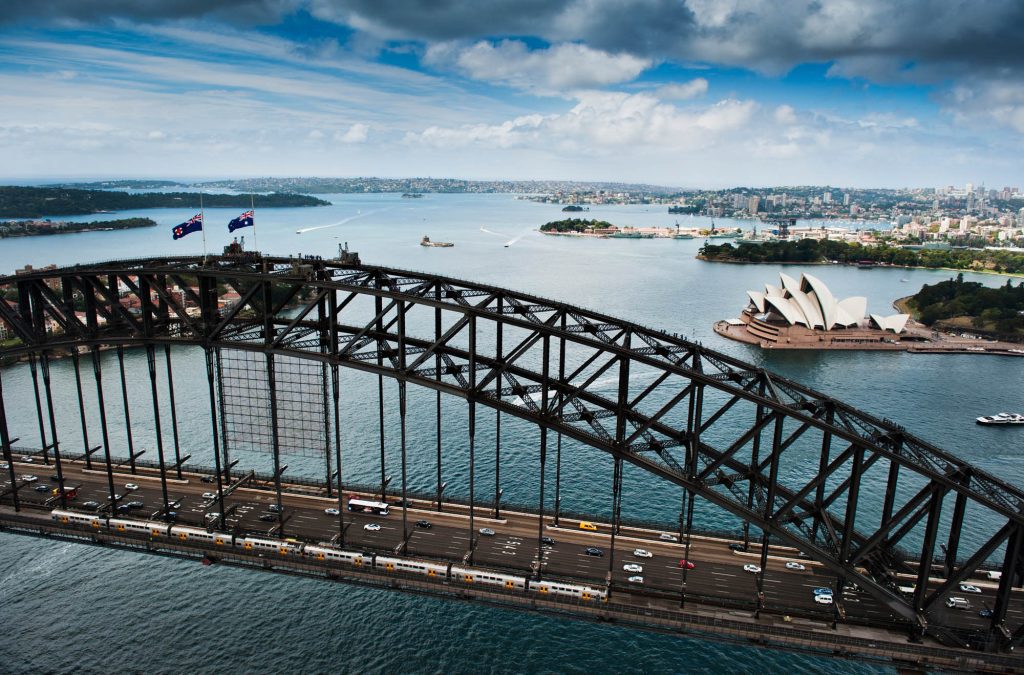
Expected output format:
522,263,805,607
976,412,1024,425
420,235,453,248
673,233,695,240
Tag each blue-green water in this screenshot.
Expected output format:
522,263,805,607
1,194,1022,673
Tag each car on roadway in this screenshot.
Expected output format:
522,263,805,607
22,475,38,483
202,492,217,499
268,504,283,513
82,501,99,510
541,536,556,546
785,561,805,571
633,549,653,558
678,559,696,569
34,484,50,492
125,483,139,490
324,508,340,516
812,587,832,596
627,576,644,584
579,521,597,531
945,596,970,609
0,462,7,470
363,523,381,532
729,543,747,552
959,583,982,594
416,519,432,529
814,594,834,605
200,475,215,483
659,533,678,542
126,501,144,509
585,547,603,557
623,563,643,573
479,527,495,536
979,608,994,618
743,564,762,574
20,456,33,463
258,513,276,522
50,474,61,482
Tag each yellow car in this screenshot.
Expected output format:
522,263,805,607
579,521,597,531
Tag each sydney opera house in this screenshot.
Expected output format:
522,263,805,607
715,272,913,348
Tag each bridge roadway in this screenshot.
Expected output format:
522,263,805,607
4,454,1022,637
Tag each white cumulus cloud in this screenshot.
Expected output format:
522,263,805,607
424,39,651,92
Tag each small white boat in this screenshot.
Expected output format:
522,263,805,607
976,412,1024,425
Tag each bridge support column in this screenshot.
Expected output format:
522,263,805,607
165,346,182,479
376,292,387,502
205,348,227,530
434,284,443,514
146,346,170,514
536,423,547,580
71,350,92,470
607,456,623,597
214,347,231,485
553,313,566,527
265,353,285,531
27,354,49,466
494,298,502,520
744,384,766,547
0,366,20,511
40,353,67,509
116,346,137,474
467,313,477,565
332,363,345,545
90,347,118,512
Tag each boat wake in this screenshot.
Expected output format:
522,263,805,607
479,227,506,238
297,207,392,234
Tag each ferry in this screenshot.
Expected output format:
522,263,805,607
976,412,1024,426
420,235,453,248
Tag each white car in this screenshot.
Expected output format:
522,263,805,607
202,492,217,499
363,523,381,531
659,533,678,542
324,508,340,516
22,475,38,483
627,575,644,584
785,561,805,571
20,456,33,463
959,583,982,594
125,483,139,490
743,564,762,574
814,594,834,605
623,563,643,573
633,549,653,558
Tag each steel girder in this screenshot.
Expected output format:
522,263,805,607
2,254,1023,649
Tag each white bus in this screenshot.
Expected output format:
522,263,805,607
347,496,390,516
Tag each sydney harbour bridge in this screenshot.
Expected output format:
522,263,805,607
1,250,1022,672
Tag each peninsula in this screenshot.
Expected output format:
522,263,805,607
0,217,157,238
0,186,329,218
699,239,1024,276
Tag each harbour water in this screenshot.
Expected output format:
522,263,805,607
1,193,1022,673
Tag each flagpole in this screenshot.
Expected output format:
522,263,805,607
250,192,257,252
200,191,207,263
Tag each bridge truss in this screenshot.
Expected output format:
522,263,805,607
0,253,1022,652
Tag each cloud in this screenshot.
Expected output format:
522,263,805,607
424,39,651,92
336,123,369,143
409,91,756,153
654,78,708,100
940,79,1024,134
0,0,302,25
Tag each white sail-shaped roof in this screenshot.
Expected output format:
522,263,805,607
788,288,825,328
746,290,767,313
764,295,807,326
801,273,839,329
870,314,909,333
836,297,867,327
765,283,784,297
779,273,802,297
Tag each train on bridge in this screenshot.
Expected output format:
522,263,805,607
51,509,608,603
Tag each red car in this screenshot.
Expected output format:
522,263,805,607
678,559,696,569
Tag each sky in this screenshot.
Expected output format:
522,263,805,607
1,1,1023,188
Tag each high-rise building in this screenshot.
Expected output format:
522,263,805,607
843,192,850,206
747,196,760,215
823,191,832,204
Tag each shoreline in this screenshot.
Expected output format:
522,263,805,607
697,256,1024,279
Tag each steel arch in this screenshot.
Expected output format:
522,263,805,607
1,253,1023,650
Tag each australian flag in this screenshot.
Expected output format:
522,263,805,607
172,213,203,240
228,210,254,233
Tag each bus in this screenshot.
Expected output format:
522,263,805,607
347,497,390,516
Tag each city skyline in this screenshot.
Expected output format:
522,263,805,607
2,1,1024,187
